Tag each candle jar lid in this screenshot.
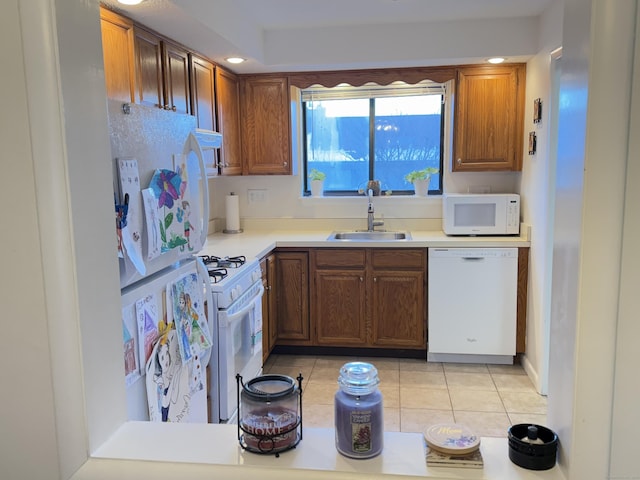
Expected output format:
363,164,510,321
338,362,380,396
242,374,297,402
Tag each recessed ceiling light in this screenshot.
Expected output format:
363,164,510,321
118,0,143,5
226,57,245,64
488,57,506,64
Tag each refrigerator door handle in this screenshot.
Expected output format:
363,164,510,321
195,257,214,368
184,132,210,249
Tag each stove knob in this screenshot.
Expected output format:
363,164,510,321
252,270,261,282
230,287,238,301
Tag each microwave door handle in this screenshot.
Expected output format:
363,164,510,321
195,257,214,368
223,284,265,325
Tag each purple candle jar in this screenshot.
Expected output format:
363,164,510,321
334,362,383,459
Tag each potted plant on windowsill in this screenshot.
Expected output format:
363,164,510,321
404,167,439,197
308,169,326,197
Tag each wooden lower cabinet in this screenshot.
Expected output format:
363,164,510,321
311,248,426,350
370,270,425,348
260,254,277,362
274,251,310,344
313,249,367,346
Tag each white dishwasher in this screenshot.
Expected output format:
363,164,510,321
427,247,518,364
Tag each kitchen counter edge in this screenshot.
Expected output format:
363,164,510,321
201,226,531,260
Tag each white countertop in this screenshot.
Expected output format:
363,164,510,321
82,422,564,480
200,227,530,260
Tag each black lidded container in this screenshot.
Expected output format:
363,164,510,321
508,424,558,470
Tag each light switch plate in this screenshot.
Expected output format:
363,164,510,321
248,189,268,204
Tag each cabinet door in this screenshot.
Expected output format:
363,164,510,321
314,270,367,346
190,54,217,173
453,65,525,171
275,251,310,344
266,254,278,352
100,8,135,102
260,254,278,361
162,41,191,114
370,270,426,348
133,27,163,109
241,76,291,175
216,68,243,175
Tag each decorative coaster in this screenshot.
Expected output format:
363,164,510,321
424,423,480,455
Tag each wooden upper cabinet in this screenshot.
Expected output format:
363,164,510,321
100,7,135,102
240,76,291,175
163,41,191,115
133,27,163,109
216,68,243,175
453,64,525,172
133,27,190,114
190,54,217,173
190,55,216,131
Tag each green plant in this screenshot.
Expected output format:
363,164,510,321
404,167,439,183
308,168,326,181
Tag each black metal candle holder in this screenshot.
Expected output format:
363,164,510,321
236,373,303,456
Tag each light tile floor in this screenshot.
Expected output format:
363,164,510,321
263,354,547,438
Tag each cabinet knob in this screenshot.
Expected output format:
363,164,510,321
283,162,288,167
457,158,462,165
373,277,377,283
360,277,364,282
172,106,177,112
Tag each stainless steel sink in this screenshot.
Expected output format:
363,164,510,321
327,231,412,241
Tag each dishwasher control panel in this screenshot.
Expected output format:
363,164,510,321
429,248,518,259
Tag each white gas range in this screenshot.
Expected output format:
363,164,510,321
198,254,264,423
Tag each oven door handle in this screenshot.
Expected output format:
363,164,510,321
223,284,265,325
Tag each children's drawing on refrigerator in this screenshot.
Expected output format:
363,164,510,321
148,165,199,254
122,308,140,387
135,293,163,370
172,273,212,359
171,273,211,394
145,330,190,422
117,158,145,274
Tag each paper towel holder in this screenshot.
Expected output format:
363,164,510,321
223,192,243,234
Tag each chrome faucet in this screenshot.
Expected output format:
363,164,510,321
367,188,384,232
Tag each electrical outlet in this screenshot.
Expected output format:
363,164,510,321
247,189,268,204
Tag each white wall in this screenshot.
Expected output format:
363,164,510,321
517,0,564,394
1,1,62,477
2,0,126,478
609,9,640,477
548,1,637,479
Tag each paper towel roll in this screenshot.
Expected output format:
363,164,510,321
224,193,242,233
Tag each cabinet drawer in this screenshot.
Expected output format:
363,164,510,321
371,249,425,269
314,249,366,268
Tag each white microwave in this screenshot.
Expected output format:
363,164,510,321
442,193,520,236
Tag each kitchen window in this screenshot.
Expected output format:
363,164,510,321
302,81,445,196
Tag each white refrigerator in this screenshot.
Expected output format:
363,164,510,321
109,99,221,423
